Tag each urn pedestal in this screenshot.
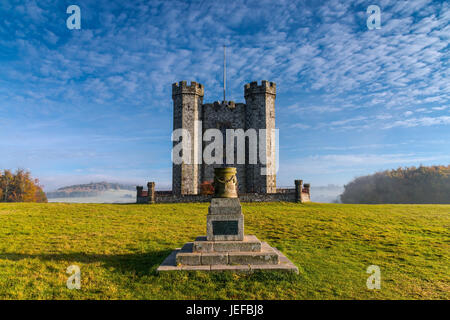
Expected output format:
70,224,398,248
207,168,244,241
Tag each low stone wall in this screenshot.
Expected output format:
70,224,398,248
276,188,296,194
155,193,211,203
137,180,311,204
137,196,150,204
239,192,296,202
154,191,297,203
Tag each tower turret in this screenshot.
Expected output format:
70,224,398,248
172,81,204,195
244,81,277,193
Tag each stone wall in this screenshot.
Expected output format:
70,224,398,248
239,192,295,202
155,193,211,203
137,180,311,204
154,190,298,203
136,195,149,204
202,101,247,192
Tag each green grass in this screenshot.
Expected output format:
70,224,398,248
0,202,448,299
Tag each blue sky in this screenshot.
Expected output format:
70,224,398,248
0,0,449,191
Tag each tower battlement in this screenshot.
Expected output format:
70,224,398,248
172,81,204,97
210,101,236,109
244,80,276,97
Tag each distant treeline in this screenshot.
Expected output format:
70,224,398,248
340,165,450,204
0,169,47,203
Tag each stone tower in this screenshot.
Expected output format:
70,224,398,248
244,81,277,193
172,80,276,195
172,81,204,195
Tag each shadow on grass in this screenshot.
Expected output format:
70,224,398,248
0,250,302,283
0,250,173,277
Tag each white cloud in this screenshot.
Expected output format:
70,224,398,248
330,116,367,126
384,116,450,128
432,106,448,111
290,123,311,129
286,103,342,113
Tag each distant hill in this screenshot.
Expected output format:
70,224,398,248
46,182,135,199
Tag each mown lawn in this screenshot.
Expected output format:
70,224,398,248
0,202,448,299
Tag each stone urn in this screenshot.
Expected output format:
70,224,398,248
213,167,238,198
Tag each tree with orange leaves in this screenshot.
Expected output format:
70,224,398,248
0,169,47,203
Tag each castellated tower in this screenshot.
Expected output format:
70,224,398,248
172,81,204,196
172,80,276,195
244,81,277,193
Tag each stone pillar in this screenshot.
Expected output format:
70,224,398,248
147,182,155,204
136,186,143,203
303,183,310,193
294,180,303,203
303,183,311,202
136,186,143,196
207,168,244,241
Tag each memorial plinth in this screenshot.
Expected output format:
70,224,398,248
157,168,298,273
207,198,244,241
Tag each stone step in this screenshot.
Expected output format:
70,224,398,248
158,247,299,273
193,235,262,253
176,241,279,266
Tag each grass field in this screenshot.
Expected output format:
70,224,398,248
0,202,448,300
